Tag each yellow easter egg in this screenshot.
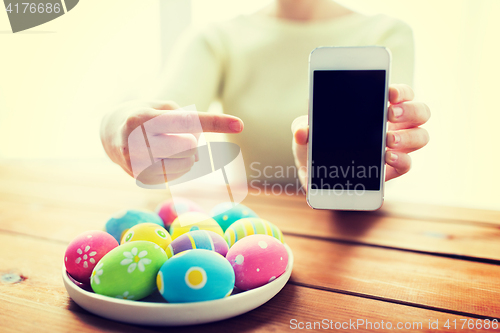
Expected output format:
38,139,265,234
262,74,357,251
169,212,224,240
121,223,172,250
224,217,284,247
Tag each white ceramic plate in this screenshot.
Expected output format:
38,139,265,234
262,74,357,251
63,244,293,326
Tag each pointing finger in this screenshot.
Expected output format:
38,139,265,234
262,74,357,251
143,111,244,134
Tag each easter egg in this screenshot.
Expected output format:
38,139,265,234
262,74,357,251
224,217,284,247
90,241,167,300
226,234,288,291
156,198,204,230
165,230,228,259
64,230,118,284
105,209,163,243
211,202,258,232
121,223,172,250
157,249,235,303
169,212,223,240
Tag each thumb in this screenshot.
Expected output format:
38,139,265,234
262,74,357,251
291,115,308,143
149,100,182,111
291,115,309,188
122,100,182,132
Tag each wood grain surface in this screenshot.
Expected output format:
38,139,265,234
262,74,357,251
1,160,499,332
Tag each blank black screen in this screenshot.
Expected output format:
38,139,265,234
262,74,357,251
311,70,386,191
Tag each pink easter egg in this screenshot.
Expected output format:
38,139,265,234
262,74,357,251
156,198,204,230
64,230,119,284
226,234,288,291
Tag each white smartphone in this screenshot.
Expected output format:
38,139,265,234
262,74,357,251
307,46,391,211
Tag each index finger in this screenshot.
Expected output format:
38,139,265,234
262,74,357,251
144,111,244,134
389,84,415,104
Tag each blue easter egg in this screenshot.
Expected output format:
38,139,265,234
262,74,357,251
156,249,235,303
210,202,258,232
105,209,163,242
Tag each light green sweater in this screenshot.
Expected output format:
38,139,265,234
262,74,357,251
155,13,414,182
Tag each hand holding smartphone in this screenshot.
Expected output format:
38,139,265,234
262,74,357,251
307,47,391,211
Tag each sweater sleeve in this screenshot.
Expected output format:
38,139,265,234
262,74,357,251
374,18,415,87
148,27,223,112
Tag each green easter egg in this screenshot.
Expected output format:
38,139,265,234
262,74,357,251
90,241,167,300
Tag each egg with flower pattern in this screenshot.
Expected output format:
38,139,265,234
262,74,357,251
64,230,118,285
90,241,167,300
157,249,235,303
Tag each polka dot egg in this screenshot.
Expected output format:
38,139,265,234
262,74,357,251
91,241,168,300
226,234,288,291
157,249,235,303
211,202,258,232
165,230,229,259
121,223,172,250
169,212,223,240
64,230,118,285
156,198,204,230
224,217,284,247
105,209,163,243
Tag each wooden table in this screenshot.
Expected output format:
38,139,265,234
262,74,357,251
1,160,500,332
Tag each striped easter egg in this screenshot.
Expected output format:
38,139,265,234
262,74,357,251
169,212,224,240
224,217,284,247
165,230,229,259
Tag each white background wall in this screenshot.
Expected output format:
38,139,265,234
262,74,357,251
0,0,499,210
0,1,162,160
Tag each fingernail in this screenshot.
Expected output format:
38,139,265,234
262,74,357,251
230,120,242,132
393,133,400,144
291,117,307,133
393,106,403,118
390,152,398,162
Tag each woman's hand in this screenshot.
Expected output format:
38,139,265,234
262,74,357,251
101,100,244,185
291,84,430,187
